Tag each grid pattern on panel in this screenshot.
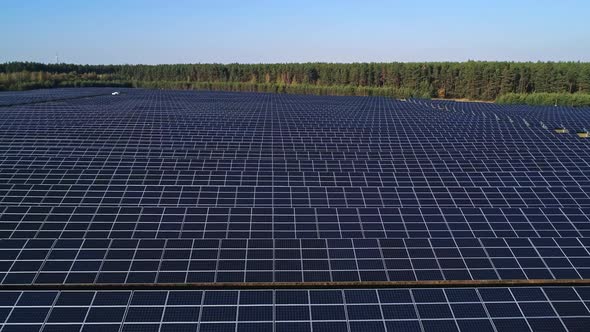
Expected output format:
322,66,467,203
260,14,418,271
0,88,130,106
1,207,590,240
2,237,590,284
0,90,590,214
1,287,590,332
1,88,590,329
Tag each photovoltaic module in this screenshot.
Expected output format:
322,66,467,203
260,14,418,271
1,88,590,331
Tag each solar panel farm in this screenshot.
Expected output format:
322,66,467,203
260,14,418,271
1,87,590,331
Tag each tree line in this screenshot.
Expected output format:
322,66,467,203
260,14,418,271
2,61,590,102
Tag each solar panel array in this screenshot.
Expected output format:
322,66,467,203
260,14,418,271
1,287,589,332
2,237,590,284
1,88,590,331
0,88,126,107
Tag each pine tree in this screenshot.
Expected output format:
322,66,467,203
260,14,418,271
577,66,590,93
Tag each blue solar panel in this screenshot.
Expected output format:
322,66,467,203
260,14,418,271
2,237,590,284
0,287,588,332
1,88,590,329
0,88,125,106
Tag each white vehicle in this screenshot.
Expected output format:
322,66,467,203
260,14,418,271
112,91,120,95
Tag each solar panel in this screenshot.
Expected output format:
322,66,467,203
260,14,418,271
0,287,589,332
2,237,590,284
0,88,127,107
1,88,590,329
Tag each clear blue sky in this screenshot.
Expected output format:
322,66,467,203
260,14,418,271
2,0,589,64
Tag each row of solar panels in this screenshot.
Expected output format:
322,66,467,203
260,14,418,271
2,237,590,284
0,88,129,107
0,287,588,332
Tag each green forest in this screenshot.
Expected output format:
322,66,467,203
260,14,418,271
2,61,590,105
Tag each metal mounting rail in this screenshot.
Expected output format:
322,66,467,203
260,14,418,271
1,279,589,291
